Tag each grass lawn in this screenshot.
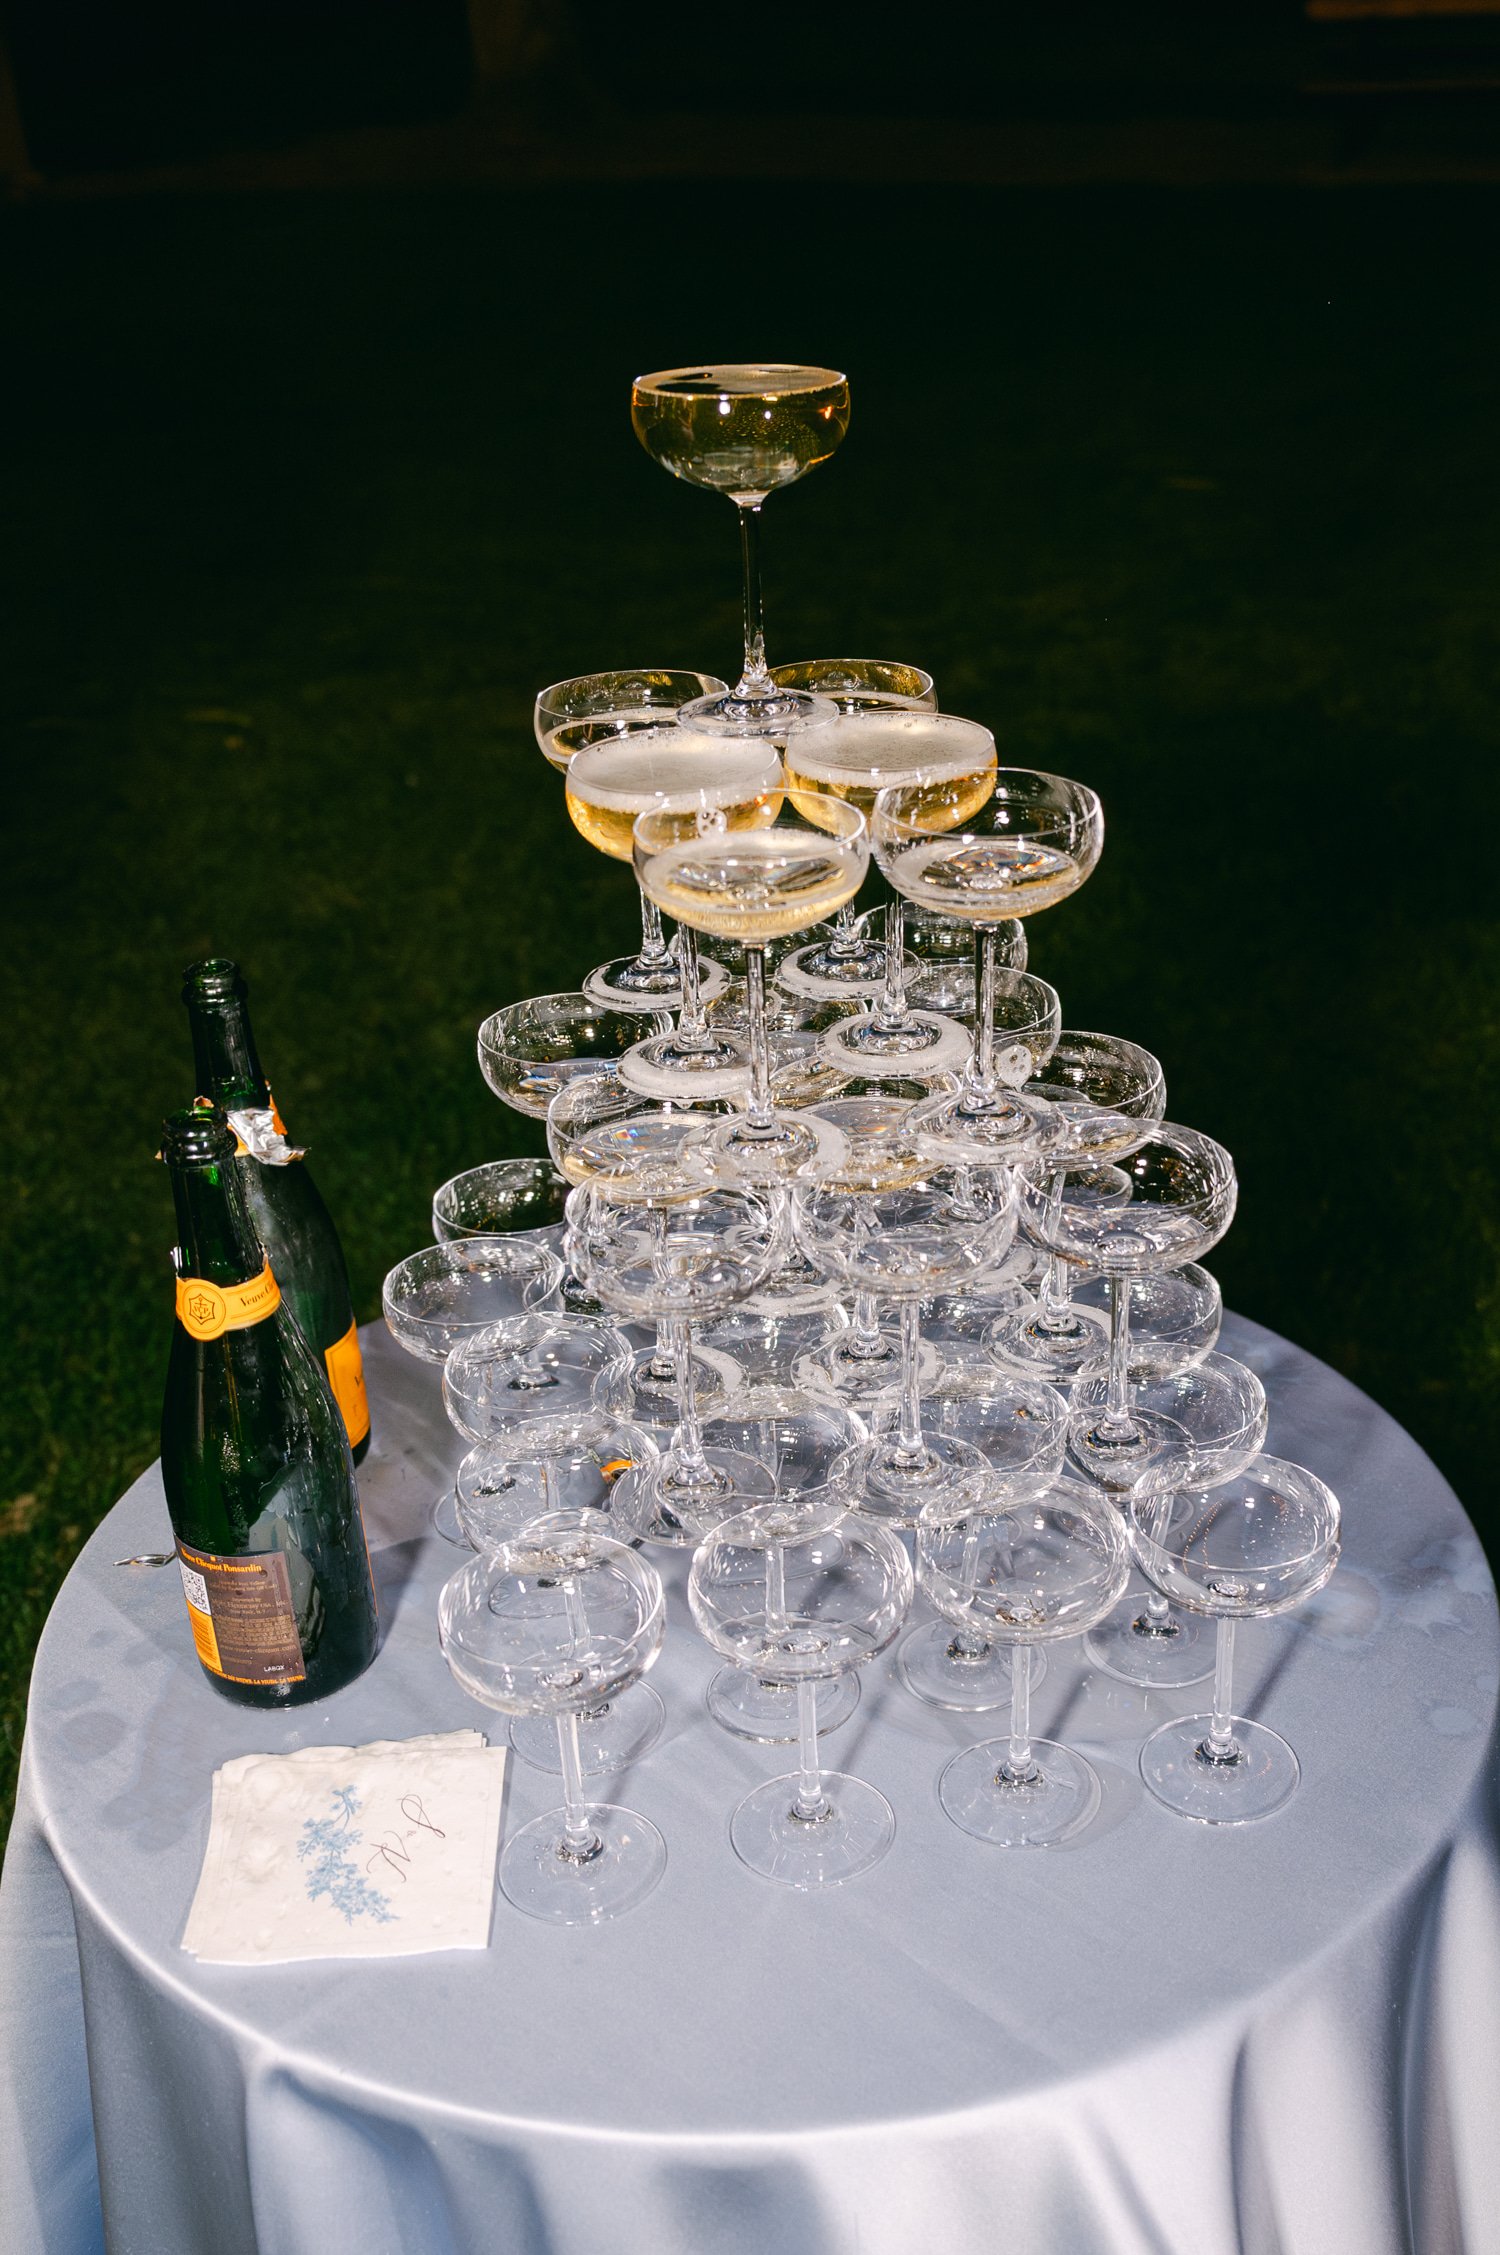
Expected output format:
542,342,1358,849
3,176,1498,1833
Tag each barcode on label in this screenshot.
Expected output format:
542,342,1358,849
179,1561,210,1613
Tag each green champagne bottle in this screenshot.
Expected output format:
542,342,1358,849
160,1105,379,1707
182,958,371,1464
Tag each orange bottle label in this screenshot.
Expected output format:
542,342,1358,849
325,1319,371,1447
175,1263,281,1342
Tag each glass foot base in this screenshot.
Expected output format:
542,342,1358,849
500,1802,666,1924
860,1427,989,1526
910,1084,1063,1167
794,1328,939,1407
509,1682,665,1778
612,1446,775,1545
679,685,838,737
1066,1406,1191,1494
1084,1594,1214,1686
707,1664,860,1742
775,938,889,1001
430,1488,467,1546
616,1030,750,1100
987,1299,1110,1382
596,1342,742,1432
897,1620,1048,1710
1139,1713,1299,1825
711,1108,848,1187
582,953,726,1014
730,1768,894,1888
818,1007,971,1081
939,1737,1102,1847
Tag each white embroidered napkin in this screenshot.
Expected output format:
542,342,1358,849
181,1730,506,1963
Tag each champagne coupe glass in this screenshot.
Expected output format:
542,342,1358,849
896,1365,1070,1710
689,1500,913,1887
921,1475,1129,1846
438,1529,667,1922
565,729,784,1093
688,1384,871,1742
773,696,959,1003
904,909,1026,1010
769,658,936,712
988,1031,1167,1383
873,767,1103,1166
535,669,728,1010
478,993,669,1118
380,1238,567,1545
1130,1457,1341,1822
631,364,850,737
634,792,869,1184
1022,1122,1238,1687
793,1156,1019,1521
452,1417,667,1779
783,718,999,1081
381,1239,563,1362
787,1094,940,1407
432,1158,569,1242
568,1183,783,1544
546,1068,724,1206
442,1310,633,1451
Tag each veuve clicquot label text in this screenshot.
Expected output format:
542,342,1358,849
174,1262,280,1341
324,1319,371,1447
176,1542,307,1686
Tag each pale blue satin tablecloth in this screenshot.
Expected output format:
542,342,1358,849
3,1313,1498,2255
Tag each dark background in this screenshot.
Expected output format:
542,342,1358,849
3,2,1498,1833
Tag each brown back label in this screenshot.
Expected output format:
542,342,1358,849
177,1542,307,1685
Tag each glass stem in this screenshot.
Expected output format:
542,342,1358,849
1034,1173,1077,1330
895,1300,926,1459
1205,1618,1240,1762
830,903,862,954
735,500,775,696
555,1713,600,1860
669,1320,710,1478
874,898,907,1031
793,1679,830,1820
648,1319,675,1385
636,885,673,969
949,1528,990,1660
1101,1276,1137,1434
765,1539,789,1638
744,945,775,1131
851,1290,884,1355
965,923,999,1102
1001,1645,1039,1784
674,924,712,1049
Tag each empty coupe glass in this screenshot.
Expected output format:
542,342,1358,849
439,1530,667,1922
689,1500,913,1886
921,1475,1129,1846
1130,1457,1341,1823
381,1238,563,1363
432,1157,569,1242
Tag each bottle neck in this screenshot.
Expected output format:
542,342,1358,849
170,1155,266,1286
187,997,270,1112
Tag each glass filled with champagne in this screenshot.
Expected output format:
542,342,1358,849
566,729,784,1096
534,670,726,1010
872,766,1104,1167
630,365,850,738
634,790,869,1183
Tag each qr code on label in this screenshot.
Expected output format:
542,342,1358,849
179,1561,210,1614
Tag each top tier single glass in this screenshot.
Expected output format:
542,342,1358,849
631,366,850,505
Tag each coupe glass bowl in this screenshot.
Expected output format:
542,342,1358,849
381,1239,563,1363
478,993,667,1118
432,1157,569,1241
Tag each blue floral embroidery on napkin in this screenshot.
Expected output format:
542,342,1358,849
296,1785,396,1926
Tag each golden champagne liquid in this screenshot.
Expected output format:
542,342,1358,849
782,712,997,829
564,736,783,863
884,834,1085,920
639,831,865,941
631,365,850,505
